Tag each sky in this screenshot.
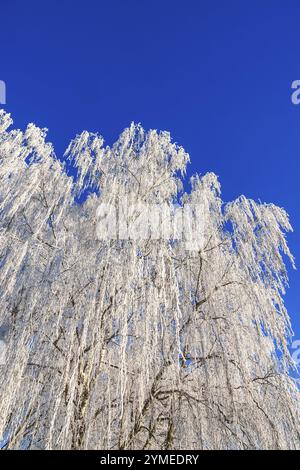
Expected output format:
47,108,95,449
0,0,300,342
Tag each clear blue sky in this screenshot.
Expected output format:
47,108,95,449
1,0,299,340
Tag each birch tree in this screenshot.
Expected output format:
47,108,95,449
0,109,299,450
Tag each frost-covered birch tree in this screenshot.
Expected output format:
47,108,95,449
0,109,299,450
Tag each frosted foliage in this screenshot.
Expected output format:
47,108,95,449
0,109,299,450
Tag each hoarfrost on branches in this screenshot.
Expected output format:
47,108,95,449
0,109,299,449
